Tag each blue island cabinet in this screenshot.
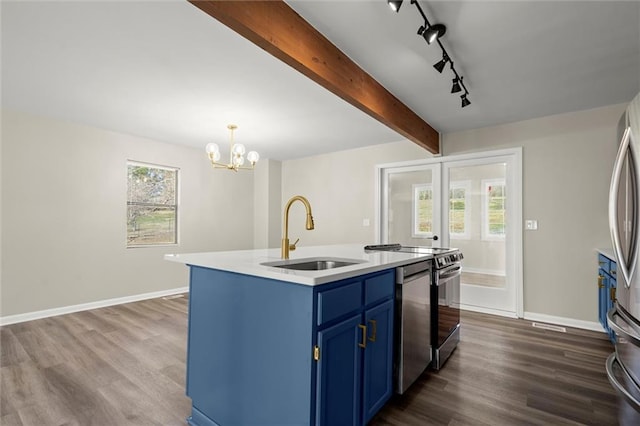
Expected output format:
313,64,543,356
186,266,395,426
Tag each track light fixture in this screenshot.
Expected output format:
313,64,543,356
390,0,471,108
461,94,471,108
433,54,449,73
387,0,403,12
451,77,462,93
423,23,446,45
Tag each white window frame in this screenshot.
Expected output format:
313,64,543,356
127,160,179,248
481,178,506,241
412,183,434,238
449,180,471,240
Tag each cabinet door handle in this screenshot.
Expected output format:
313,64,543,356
611,270,616,276
598,275,605,288
358,324,367,348
368,320,377,342
611,287,617,302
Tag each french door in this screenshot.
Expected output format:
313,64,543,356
380,164,442,247
377,149,522,317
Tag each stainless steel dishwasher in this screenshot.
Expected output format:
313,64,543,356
394,260,432,394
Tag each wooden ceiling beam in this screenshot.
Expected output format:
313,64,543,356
188,0,440,154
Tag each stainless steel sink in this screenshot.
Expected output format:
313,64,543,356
261,257,365,271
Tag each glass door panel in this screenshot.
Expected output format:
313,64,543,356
382,165,441,246
443,158,516,315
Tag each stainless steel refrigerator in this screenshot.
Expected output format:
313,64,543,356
607,91,640,424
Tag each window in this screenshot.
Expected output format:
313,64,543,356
412,183,433,237
482,179,506,239
127,161,178,247
449,181,470,239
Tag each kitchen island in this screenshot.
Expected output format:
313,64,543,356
166,244,433,426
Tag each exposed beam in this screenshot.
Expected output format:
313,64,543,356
188,0,439,154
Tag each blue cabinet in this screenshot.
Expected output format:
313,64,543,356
314,296,394,426
186,266,395,426
315,313,362,426
598,253,617,342
362,299,394,423
314,271,395,426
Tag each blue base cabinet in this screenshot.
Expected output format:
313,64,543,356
362,299,394,423
598,253,617,342
186,266,395,426
315,313,362,426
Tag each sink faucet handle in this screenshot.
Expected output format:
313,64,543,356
289,238,300,251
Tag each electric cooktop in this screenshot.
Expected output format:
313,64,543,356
363,243,455,254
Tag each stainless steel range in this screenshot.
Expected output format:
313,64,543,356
365,244,463,377
430,249,463,369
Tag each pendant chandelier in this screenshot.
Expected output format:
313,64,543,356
205,124,259,171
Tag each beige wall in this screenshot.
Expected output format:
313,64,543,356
253,159,282,249
281,140,431,246
1,110,254,317
3,103,626,325
443,103,626,322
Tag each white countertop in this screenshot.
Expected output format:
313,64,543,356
165,244,434,286
597,247,615,260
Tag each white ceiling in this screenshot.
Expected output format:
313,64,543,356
2,1,639,161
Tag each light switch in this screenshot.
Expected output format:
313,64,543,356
525,220,538,230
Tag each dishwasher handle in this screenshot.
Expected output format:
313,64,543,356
402,269,431,284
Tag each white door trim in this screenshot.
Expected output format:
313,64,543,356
376,147,523,318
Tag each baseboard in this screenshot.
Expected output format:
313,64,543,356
0,286,189,326
523,311,604,333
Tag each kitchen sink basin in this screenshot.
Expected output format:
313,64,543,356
261,257,365,271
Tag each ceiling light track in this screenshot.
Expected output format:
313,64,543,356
388,0,471,108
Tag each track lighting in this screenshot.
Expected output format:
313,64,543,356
387,0,403,12
391,0,471,108
423,23,446,45
433,54,449,73
451,77,462,93
461,94,471,108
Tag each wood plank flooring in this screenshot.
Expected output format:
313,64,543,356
372,312,619,426
1,295,620,425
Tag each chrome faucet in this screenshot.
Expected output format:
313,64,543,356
281,195,314,259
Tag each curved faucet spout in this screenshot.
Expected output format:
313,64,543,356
282,195,315,259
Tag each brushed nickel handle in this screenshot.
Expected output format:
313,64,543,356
606,354,640,408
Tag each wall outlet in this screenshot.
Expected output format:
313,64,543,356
362,218,370,227
525,220,538,230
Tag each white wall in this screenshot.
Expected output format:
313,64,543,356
281,140,431,246
0,110,254,317
443,103,626,322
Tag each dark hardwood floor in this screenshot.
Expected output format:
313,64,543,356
1,295,620,425
372,312,619,426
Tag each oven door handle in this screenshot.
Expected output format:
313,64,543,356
437,266,461,285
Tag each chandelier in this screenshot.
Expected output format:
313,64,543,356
205,124,259,171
